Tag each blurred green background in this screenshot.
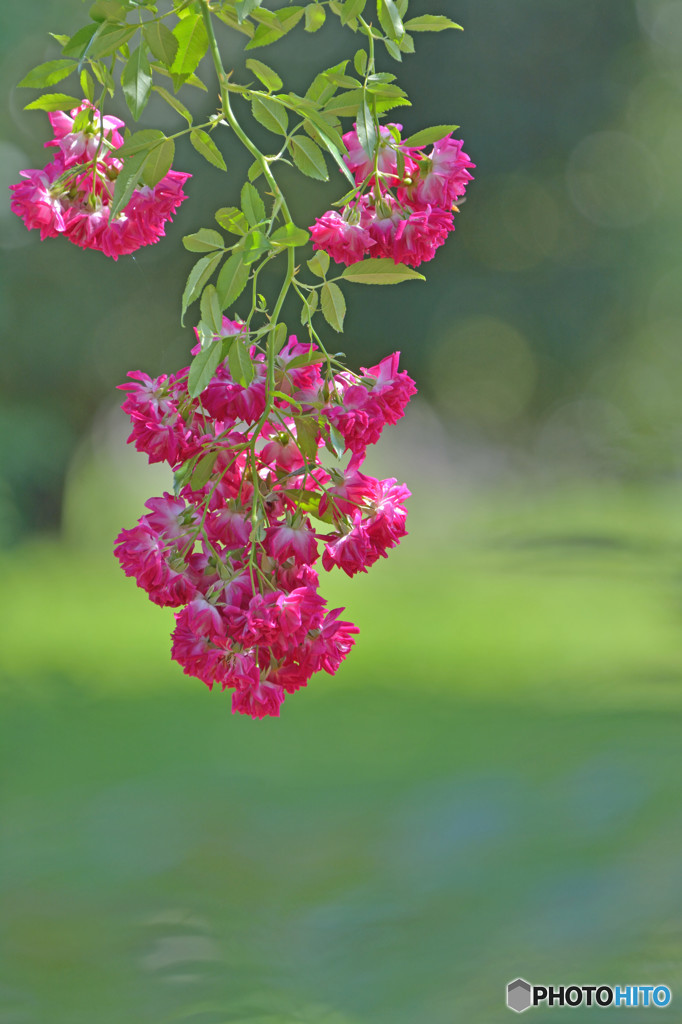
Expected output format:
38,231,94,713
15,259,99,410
3,1,682,1021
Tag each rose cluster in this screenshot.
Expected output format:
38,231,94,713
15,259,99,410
310,125,474,268
9,101,189,258
114,318,416,718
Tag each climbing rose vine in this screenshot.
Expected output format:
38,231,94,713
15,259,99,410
13,0,473,718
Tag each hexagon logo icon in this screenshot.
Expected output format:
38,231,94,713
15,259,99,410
507,978,532,1013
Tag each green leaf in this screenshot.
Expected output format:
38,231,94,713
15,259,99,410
245,58,282,91
399,31,415,53
89,24,138,59
403,14,462,31
377,0,404,40
271,223,310,248
152,85,192,124
200,284,223,334
300,290,319,324
171,13,208,75
303,113,355,185
190,128,227,171
236,0,262,21
321,281,346,332
121,46,152,120
117,128,165,157
246,6,304,49
240,182,265,226
80,68,95,101
61,24,98,59
341,258,426,284
251,95,288,135
181,252,223,322
228,337,255,387
293,415,320,461
353,48,368,75
383,37,402,61
18,60,76,89
305,4,326,32
89,0,126,22
289,136,328,181
247,159,263,183
402,124,458,147
142,137,175,187
143,21,178,67
183,228,225,253
342,0,368,25
307,251,329,277
188,344,224,398
327,423,347,459
109,150,147,221
356,96,377,158
216,253,250,308
23,93,80,112
189,450,218,489
215,207,249,235
240,230,271,264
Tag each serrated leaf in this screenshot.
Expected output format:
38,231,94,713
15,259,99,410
117,128,165,157
300,290,319,325
216,253,250,308
307,251,329,277
247,160,263,182
240,182,265,226
328,423,347,458
228,338,255,387
383,37,402,61
61,24,98,59
24,93,80,112
245,6,304,49
143,21,178,67
142,137,175,186
240,230,271,264
171,12,208,75
402,124,458,148
289,136,329,181
399,31,415,53
109,150,147,220
377,0,404,40
18,60,76,89
183,228,225,253
294,415,320,461
90,0,125,22
245,58,282,91
341,258,426,284
122,46,152,120
200,284,223,334
271,223,310,247
343,0,368,25
189,450,218,489
403,14,462,31
356,96,377,158
188,344,224,398
271,322,288,353
152,85,192,124
236,0,262,21
305,4,326,32
181,252,223,322
251,95,288,135
89,24,138,59
80,68,95,101
321,281,346,332
353,48,368,75
215,207,249,235
303,113,355,186
190,128,227,171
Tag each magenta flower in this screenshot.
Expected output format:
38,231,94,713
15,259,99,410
9,103,190,258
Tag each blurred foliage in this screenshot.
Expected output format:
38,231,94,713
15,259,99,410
2,0,682,538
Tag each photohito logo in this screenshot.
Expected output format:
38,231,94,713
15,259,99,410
506,979,672,1012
